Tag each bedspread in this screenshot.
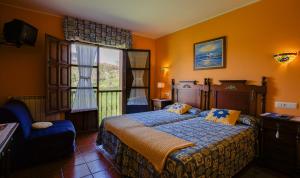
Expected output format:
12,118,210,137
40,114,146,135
112,117,257,178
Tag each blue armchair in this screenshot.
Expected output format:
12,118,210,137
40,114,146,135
0,100,76,167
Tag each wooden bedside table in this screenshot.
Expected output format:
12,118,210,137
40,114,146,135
151,99,172,110
260,113,300,176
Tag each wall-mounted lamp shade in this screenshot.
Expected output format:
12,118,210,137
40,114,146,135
273,52,298,63
157,82,165,89
160,67,169,72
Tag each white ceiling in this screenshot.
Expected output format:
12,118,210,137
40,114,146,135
0,0,259,39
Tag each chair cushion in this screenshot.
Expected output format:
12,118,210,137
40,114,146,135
28,120,76,164
32,122,53,129
30,120,75,139
3,101,33,139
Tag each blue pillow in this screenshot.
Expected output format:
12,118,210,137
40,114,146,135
239,115,258,127
199,110,210,117
188,107,202,115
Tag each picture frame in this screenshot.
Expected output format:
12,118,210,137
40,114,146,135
194,36,226,70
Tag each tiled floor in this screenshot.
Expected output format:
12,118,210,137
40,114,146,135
10,132,120,178
10,131,289,178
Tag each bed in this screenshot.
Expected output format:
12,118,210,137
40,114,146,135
96,80,209,158
97,78,267,178
114,115,258,177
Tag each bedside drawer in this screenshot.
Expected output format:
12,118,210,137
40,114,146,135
262,119,298,134
263,129,296,146
263,139,296,158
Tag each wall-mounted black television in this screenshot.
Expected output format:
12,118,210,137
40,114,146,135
3,19,38,47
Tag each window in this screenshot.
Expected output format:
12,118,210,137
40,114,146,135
71,43,123,119
99,48,123,119
71,43,98,112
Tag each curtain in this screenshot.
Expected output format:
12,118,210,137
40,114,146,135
72,43,97,111
64,16,132,49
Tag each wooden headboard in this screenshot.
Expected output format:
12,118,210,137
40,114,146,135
171,79,209,110
208,77,267,116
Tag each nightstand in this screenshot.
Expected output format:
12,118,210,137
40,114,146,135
260,114,300,176
151,99,172,110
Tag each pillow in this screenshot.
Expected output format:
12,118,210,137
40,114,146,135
199,110,210,117
188,107,202,115
239,115,258,127
32,122,53,129
167,103,192,114
205,108,241,126
163,104,173,110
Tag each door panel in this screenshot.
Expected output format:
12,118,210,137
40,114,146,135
125,49,150,114
60,42,69,64
60,66,69,86
46,34,71,113
49,41,58,63
60,88,70,110
49,65,58,86
48,89,59,111
131,70,149,87
128,51,150,68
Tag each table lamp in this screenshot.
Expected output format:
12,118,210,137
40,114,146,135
157,82,165,99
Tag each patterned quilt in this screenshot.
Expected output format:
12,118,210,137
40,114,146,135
96,110,198,155
102,117,258,178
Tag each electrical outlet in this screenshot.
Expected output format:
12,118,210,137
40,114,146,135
275,101,298,109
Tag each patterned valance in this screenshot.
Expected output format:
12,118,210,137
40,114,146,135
63,16,132,49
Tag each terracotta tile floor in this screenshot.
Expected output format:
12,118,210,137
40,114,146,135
10,132,120,178
10,131,289,178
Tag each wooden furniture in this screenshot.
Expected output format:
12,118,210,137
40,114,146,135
0,123,18,178
66,110,98,132
151,99,172,110
45,34,71,114
208,77,267,116
260,115,300,176
125,49,151,114
171,79,210,110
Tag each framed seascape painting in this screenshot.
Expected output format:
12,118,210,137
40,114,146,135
194,36,226,70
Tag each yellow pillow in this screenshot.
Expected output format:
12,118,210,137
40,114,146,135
167,103,192,114
205,108,241,126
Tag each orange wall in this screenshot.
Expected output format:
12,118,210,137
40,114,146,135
0,4,64,106
0,4,156,106
155,0,300,115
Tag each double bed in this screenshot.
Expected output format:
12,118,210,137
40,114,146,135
96,78,267,178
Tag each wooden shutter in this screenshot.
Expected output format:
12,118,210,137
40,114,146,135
45,34,71,113
124,49,151,114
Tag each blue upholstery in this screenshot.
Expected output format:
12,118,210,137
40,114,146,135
0,100,76,167
3,101,33,139
30,120,75,139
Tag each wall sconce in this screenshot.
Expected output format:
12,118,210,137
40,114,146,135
273,52,298,63
160,67,169,72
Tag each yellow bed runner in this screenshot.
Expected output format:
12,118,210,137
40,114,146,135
104,117,195,172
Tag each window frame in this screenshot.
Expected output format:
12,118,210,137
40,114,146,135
70,41,124,113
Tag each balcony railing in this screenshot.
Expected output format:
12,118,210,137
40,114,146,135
99,90,122,122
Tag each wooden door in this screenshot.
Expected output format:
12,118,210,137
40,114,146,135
124,49,150,113
45,35,71,113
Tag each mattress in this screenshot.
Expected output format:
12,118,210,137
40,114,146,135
102,116,258,178
96,109,199,158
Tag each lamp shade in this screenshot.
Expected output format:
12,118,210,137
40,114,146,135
273,52,297,63
157,82,165,89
